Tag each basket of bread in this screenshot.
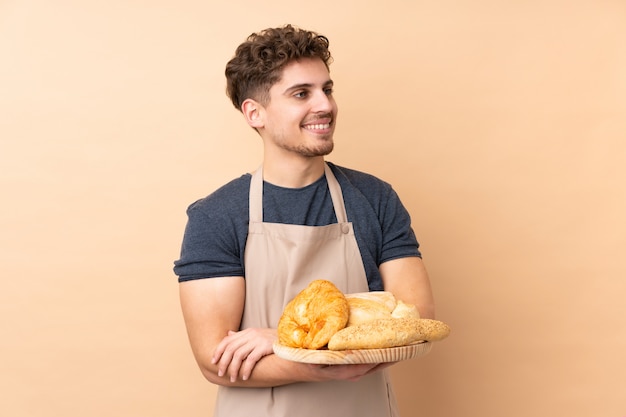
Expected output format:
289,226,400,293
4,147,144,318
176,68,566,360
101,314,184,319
273,279,450,364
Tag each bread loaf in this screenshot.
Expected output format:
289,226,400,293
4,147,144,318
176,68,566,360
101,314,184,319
328,317,450,350
345,291,419,326
345,295,393,326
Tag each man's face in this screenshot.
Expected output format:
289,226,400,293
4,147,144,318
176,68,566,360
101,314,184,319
257,58,338,158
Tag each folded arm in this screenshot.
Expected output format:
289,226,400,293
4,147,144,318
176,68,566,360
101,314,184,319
179,276,379,387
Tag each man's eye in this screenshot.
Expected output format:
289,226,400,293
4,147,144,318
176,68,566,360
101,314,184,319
294,91,308,98
324,88,334,96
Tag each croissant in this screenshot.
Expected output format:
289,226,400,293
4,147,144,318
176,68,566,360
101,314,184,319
277,280,349,349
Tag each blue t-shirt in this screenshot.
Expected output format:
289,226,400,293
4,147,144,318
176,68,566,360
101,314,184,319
173,162,421,291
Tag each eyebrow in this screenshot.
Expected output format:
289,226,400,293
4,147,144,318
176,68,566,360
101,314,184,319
283,80,334,95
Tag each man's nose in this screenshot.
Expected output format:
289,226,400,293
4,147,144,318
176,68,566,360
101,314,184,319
311,90,334,113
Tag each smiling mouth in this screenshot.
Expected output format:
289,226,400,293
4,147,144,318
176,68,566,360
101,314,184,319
303,122,332,131
302,115,333,132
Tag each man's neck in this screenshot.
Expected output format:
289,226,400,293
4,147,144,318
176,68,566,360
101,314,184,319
261,155,326,188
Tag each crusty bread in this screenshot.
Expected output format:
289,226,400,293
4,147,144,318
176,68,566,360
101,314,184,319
277,280,349,349
411,318,451,341
328,317,450,350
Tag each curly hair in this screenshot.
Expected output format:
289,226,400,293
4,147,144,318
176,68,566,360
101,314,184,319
225,24,333,111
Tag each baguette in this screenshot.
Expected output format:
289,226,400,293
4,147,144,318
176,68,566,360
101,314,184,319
327,317,450,350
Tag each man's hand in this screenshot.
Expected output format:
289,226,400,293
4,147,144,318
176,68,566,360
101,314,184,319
212,328,278,382
306,362,393,382
211,326,394,384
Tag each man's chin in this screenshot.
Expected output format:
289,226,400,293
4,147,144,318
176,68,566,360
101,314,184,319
316,141,334,156
298,143,334,158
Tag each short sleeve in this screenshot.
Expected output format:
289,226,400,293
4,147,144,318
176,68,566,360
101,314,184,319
173,176,250,282
379,187,421,263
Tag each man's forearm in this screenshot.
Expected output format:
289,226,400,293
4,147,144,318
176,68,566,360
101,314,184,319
201,352,316,388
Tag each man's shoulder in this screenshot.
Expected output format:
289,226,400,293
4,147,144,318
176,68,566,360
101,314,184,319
328,162,393,195
187,174,251,217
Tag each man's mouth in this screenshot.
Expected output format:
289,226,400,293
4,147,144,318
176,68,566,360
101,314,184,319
303,122,331,131
302,117,333,132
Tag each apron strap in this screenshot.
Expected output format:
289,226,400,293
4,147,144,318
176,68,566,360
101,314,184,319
324,163,348,224
249,165,264,223
249,162,348,224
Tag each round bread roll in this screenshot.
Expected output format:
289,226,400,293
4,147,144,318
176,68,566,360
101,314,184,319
391,300,419,319
345,291,419,326
277,280,349,350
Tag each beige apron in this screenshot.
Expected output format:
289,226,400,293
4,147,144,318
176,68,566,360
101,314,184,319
213,163,400,417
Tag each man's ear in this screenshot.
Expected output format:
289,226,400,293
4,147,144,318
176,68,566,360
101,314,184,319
241,99,264,129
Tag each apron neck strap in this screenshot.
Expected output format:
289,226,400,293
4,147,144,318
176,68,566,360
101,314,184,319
324,163,348,223
249,162,348,223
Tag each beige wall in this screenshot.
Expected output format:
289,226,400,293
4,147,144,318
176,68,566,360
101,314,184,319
1,1,624,416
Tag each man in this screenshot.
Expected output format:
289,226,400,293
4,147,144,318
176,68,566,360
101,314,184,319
174,24,435,417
